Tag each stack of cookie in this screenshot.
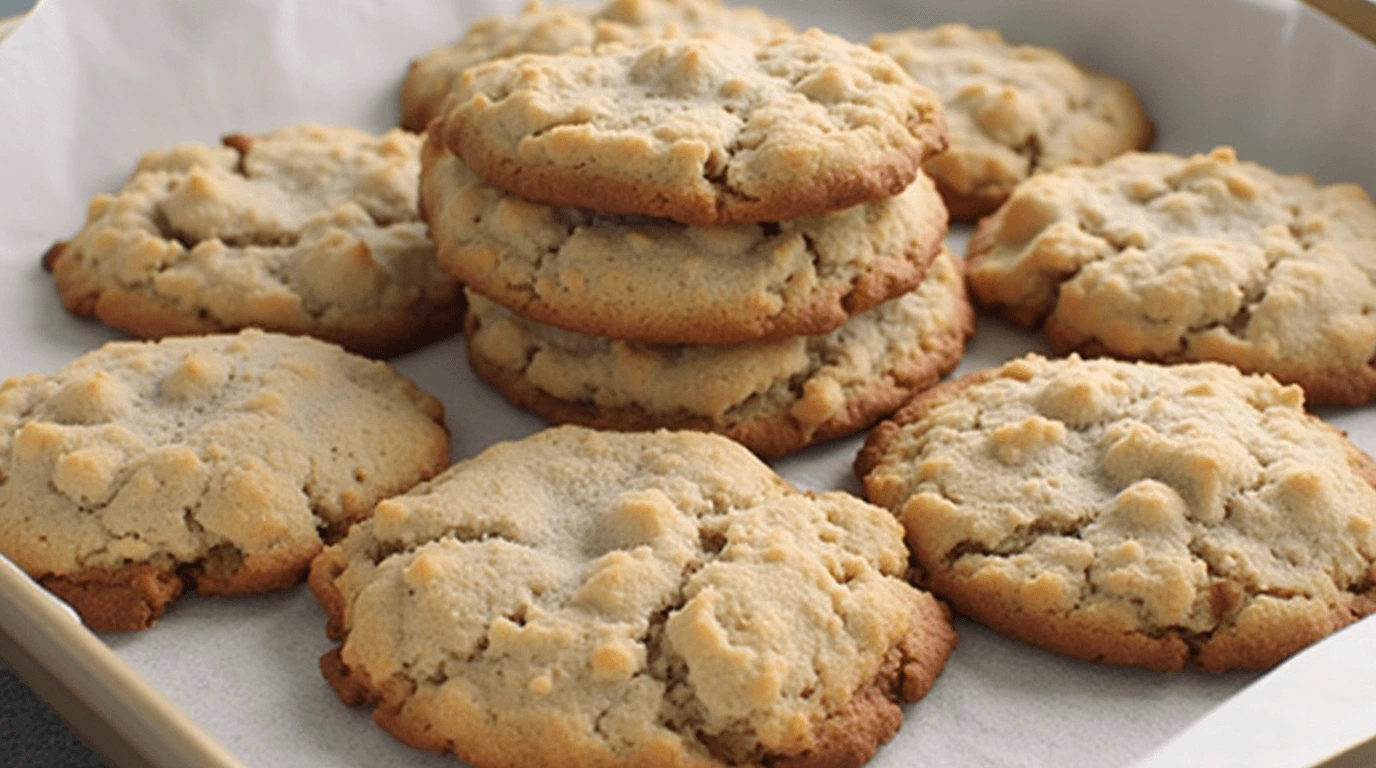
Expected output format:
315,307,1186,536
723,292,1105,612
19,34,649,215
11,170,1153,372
421,27,974,457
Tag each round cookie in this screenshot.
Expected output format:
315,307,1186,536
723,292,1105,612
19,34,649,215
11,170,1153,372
871,24,1153,220
855,354,1376,673
966,147,1376,405
438,29,949,226
46,123,463,358
0,330,449,631
401,0,794,131
464,250,973,457
420,130,949,345
310,426,957,768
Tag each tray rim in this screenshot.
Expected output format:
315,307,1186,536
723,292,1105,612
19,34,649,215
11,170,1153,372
0,554,248,768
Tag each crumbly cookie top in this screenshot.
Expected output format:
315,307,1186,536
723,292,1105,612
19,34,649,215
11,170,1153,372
966,147,1376,404
402,0,794,130
0,331,448,581
872,24,1152,215
440,29,948,225
421,131,948,344
312,426,924,765
49,123,460,357
859,354,1376,671
466,250,969,428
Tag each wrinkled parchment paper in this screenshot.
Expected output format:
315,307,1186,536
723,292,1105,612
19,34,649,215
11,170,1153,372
1,1,1374,766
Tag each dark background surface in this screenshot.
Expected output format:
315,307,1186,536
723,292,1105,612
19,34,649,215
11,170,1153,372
0,0,30,18
1,6,106,751
0,660,109,767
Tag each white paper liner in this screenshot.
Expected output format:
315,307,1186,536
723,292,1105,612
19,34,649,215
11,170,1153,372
0,1,1373,766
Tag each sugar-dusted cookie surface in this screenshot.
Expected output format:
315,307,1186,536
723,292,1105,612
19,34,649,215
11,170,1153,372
856,354,1376,673
421,131,949,345
966,148,1376,405
872,24,1153,220
311,426,956,768
464,250,972,457
402,0,794,131
439,29,949,226
0,331,449,631
47,124,462,358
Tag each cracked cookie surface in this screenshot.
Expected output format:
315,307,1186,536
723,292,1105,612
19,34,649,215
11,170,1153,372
401,0,793,131
463,250,973,457
856,354,1376,672
310,426,956,768
439,29,949,226
47,123,462,358
967,148,1376,405
0,330,449,631
872,24,1153,220
421,130,949,345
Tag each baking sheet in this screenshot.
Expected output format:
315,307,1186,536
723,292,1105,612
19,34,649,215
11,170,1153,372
0,0,1374,766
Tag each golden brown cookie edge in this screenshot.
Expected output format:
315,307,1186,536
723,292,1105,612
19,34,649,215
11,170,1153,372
857,360,1376,672
48,239,466,359
446,113,944,228
312,563,956,768
462,277,975,459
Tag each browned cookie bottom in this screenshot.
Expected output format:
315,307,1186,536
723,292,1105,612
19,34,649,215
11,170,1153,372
318,590,957,768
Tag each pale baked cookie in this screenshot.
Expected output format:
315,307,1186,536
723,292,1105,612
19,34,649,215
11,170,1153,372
872,24,1153,220
47,124,462,358
0,331,449,632
420,130,949,345
311,426,956,768
966,147,1376,405
464,251,973,457
856,354,1376,673
402,0,794,131
439,29,949,226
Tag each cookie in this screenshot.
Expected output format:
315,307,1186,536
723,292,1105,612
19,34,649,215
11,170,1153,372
966,147,1376,405
856,354,1376,673
0,330,449,631
310,426,956,768
464,250,973,457
420,130,949,345
438,29,949,226
47,123,462,358
871,24,1153,220
401,0,794,131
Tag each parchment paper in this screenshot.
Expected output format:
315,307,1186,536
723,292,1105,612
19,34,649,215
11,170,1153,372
0,1,1373,766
